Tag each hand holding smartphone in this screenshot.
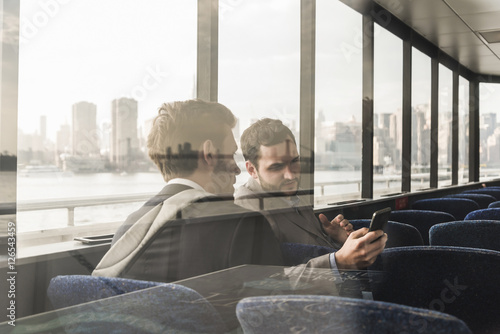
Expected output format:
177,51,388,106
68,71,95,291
369,207,391,242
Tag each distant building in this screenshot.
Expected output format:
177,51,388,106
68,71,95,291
110,98,139,170
72,101,99,156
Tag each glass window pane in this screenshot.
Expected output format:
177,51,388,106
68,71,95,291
17,0,197,234
411,48,431,190
314,0,362,205
438,64,452,186
218,0,301,195
373,24,402,197
479,83,500,180
458,76,469,184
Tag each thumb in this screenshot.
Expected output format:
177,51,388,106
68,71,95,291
318,214,330,227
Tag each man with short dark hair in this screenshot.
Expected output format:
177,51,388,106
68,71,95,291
236,118,387,270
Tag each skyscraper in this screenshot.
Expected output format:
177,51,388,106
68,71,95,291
72,101,99,156
110,98,139,170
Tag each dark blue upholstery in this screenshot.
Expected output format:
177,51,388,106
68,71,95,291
489,201,500,208
369,246,500,334
411,198,479,220
236,295,472,334
45,282,227,333
445,193,497,209
389,210,455,244
430,220,500,252
280,243,334,266
351,219,424,248
47,275,165,309
464,208,500,220
462,188,500,200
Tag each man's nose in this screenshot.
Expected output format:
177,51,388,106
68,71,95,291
283,165,295,179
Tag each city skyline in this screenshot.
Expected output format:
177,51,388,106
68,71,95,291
18,95,500,173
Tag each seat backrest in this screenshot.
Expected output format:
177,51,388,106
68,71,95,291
430,220,500,251
350,219,424,248
47,283,227,334
462,188,500,200
489,201,500,208
464,208,500,221
445,193,497,209
236,295,472,334
369,246,500,334
280,242,334,266
411,198,479,220
47,275,165,309
389,210,455,244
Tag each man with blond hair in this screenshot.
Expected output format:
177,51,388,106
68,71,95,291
94,100,284,282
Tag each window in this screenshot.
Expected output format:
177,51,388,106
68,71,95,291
438,64,452,186
218,0,301,192
458,76,469,184
373,24,402,197
479,83,500,180
314,0,362,204
17,0,197,235
411,48,431,190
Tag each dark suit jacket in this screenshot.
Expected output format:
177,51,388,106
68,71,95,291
235,178,342,249
110,184,284,283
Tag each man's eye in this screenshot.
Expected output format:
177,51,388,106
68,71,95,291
269,165,284,171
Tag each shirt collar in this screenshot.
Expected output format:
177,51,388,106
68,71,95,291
167,178,206,192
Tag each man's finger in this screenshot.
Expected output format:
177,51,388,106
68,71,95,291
318,213,330,226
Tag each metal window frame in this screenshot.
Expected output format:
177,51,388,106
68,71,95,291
401,37,412,192
0,0,20,205
361,14,374,199
452,71,459,185
299,0,316,204
197,0,218,102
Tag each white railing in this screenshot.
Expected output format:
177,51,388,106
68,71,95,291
15,170,500,227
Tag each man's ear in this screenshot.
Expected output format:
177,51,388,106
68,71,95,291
202,140,217,167
246,161,259,179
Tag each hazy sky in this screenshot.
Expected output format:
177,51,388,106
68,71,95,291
15,0,500,144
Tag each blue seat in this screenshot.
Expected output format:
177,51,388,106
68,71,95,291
464,208,500,221
389,210,455,244
489,201,500,208
351,219,424,248
462,188,500,201
411,198,479,220
280,242,334,266
47,275,165,309
445,193,497,209
430,220,500,252
45,281,227,334
236,295,472,334
369,246,500,334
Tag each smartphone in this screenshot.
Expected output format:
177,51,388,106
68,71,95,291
369,207,391,232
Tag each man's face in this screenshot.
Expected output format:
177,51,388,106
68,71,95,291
248,136,301,196
210,127,241,195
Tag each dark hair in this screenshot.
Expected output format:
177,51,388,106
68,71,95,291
147,99,236,181
240,118,296,168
